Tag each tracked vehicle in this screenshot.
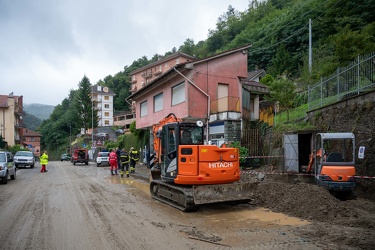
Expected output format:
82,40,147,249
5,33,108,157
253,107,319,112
149,113,257,211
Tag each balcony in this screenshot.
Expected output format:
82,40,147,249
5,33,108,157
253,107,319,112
210,96,240,114
141,71,152,79
131,77,137,83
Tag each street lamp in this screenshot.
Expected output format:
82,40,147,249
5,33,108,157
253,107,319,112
91,86,94,148
68,123,72,154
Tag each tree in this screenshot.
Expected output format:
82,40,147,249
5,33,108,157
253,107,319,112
267,76,297,121
74,76,96,133
179,38,196,56
268,44,295,76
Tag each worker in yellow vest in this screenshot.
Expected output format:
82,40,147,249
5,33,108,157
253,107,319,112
129,147,139,173
40,151,49,173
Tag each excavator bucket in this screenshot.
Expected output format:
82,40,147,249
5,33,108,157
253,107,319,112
192,181,258,205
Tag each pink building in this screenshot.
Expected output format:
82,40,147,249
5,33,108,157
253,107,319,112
127,44,252,146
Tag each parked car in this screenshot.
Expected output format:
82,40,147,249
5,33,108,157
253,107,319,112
60,153,71,161
14,150,35,168
95,132,109,140
72,148,89,165
0,151,16,184
96,151,110,167
115,129,124,135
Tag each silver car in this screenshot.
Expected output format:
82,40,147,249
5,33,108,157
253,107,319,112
0,151,16,184
14,151,35,168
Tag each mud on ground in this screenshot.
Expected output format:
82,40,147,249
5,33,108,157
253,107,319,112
240,165,375,249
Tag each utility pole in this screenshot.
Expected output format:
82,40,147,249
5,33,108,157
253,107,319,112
309,18,312,74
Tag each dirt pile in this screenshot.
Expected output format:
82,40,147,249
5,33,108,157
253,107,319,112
241,170,375,249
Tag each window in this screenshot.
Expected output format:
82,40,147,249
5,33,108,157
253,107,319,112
104,112,109,117
172,82,185,106
105,120,109,125
104,96,109,100
140,101,148,117
154,93,163,112
104,104,109,108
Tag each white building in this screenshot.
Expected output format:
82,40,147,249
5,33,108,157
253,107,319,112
91,85,115,127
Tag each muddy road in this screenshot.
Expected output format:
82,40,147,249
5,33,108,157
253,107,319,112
0,161,374,250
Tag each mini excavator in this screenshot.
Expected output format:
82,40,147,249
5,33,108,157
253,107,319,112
149,113,257,211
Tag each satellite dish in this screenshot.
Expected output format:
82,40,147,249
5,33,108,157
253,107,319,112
196,121,204,127
103,87,109,92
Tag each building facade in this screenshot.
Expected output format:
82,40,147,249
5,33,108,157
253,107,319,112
91,85,115,127
21,128,42,157
0,93,24,147
113,111,135,133
129,52,195,96
127,44,252,148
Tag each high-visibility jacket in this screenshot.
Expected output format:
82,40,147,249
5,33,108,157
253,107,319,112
130,150,139,161
40,153,49,165
120,152,130,164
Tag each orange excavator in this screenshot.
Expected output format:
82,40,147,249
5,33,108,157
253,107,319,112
306,132,356,193
149,113,257,211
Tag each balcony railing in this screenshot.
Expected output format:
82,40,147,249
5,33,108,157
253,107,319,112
141,71,152,79
210,96,240,114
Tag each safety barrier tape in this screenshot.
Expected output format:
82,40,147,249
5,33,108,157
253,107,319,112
240,156,284,159
353,175,375,179
241,170,375,179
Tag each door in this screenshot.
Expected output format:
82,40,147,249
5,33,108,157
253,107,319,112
284,134,299,172
217,84,228,112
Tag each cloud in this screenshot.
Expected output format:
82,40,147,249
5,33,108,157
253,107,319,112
0,0,249,105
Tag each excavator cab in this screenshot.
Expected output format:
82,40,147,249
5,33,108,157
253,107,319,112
157,122,204,182
313,133,356,192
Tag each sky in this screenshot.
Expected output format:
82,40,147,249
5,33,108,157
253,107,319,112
0,0,250,106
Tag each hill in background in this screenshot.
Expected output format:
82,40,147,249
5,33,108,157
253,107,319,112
24,103,55,121
23,103,55,131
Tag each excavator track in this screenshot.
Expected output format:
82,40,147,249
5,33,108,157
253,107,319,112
150,180,198,212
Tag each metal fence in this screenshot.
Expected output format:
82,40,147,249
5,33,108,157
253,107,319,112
308,51,375,111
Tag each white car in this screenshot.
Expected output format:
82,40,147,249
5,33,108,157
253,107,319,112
14,151,35,168
0,151,16,184
96,152,110,167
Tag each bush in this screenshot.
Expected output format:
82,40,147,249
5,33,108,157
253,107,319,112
229,141,248,166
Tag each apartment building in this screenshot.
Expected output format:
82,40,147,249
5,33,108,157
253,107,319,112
91,85,115,126
0,93,24,147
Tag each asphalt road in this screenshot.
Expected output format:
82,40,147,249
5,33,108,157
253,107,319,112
0,161,328,249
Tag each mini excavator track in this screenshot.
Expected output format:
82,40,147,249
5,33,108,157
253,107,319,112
150,180,198,212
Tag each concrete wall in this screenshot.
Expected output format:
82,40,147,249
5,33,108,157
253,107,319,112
306,90,375,176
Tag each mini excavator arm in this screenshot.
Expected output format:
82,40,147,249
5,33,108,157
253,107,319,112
152,113,182,167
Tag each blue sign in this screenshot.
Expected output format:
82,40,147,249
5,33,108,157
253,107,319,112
82,143,86,148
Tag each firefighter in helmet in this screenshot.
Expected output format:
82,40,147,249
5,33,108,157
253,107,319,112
129,147,139,173
120,148,130,177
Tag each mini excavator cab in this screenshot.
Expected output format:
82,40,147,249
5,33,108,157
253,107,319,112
157,122,204,183
313,133,356,192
